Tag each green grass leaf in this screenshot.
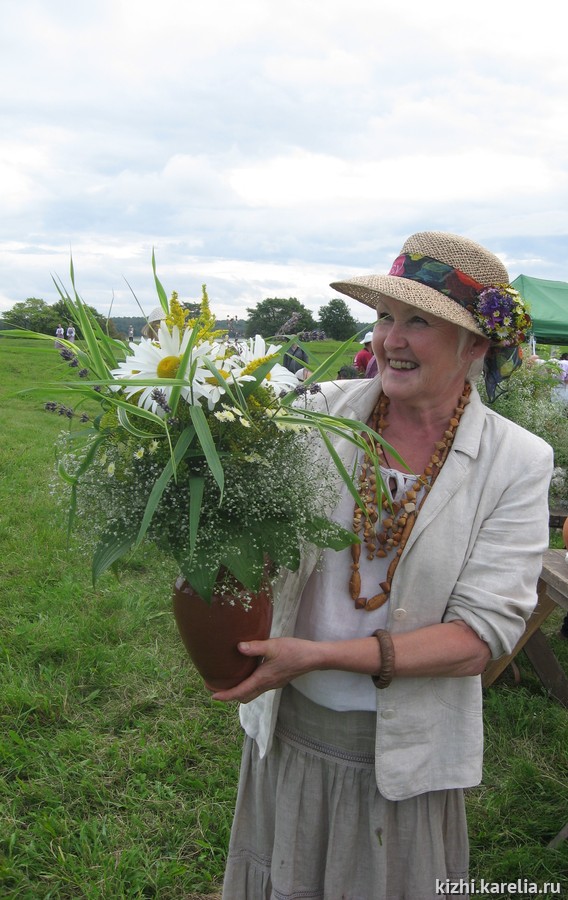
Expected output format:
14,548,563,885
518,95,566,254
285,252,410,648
92,521,140,582
189,404,224,496
187,475,205,562
151,247,169,313
135,425,196,548
305,516,360,550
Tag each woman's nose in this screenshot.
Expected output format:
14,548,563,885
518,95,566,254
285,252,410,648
382,322,407,349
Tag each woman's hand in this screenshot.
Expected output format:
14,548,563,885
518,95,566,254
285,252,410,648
208,621,491,703
209,637,322,703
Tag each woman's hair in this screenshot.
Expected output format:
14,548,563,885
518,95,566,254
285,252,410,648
467,355,485,379
456,325,486,379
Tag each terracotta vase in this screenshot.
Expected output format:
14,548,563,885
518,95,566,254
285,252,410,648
563,515,568,549
172,575,273,690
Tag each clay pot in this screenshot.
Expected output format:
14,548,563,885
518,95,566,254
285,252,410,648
172,575,273,690
562,515,568,549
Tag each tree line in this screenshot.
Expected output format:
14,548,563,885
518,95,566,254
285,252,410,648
0,294,372,342
0,297,121,340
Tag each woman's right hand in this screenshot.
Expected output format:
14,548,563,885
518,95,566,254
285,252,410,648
210,637,322,703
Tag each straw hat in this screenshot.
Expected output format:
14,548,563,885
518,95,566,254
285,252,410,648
331,232,509,337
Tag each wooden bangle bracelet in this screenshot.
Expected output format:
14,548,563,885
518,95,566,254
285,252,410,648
372,629,395,689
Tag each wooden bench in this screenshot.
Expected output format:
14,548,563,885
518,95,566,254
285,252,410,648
549,506,568,530
482,548,568,707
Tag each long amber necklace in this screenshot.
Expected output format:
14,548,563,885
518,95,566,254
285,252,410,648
350,383,471,611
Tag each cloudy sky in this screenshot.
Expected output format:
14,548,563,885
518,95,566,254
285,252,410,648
1,0,566,322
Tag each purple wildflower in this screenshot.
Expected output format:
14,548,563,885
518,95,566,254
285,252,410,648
151,388,172,413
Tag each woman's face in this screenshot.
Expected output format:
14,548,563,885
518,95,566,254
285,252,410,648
372,295,483,407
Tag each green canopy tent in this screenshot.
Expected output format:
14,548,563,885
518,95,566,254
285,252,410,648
512,274,568,345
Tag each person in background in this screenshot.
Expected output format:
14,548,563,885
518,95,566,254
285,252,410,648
354,331,374,374
54,323,65,348
337,364,360,379
216,231,552,900
141,307,165,339
550,351,568,406
365,353,379,378
277,314,311,382
282,341,310,382
128,324,134,341
66,325,75,343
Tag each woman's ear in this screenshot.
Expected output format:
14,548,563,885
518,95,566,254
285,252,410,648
470,334,490,360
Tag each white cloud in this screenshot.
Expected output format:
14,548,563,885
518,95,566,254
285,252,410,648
0,140,54,213
1,0,567,320
229,149,557,208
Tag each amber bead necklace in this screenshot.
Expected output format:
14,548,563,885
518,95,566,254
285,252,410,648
350,382,471,611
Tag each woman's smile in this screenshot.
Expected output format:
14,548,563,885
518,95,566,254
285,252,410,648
386,358,418,370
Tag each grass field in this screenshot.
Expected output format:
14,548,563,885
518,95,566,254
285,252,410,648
1,338,567,899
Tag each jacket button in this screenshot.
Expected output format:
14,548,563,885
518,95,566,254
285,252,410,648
393,608,407,620
381,709,396,719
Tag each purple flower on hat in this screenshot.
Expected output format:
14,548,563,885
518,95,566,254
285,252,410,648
474,286,531,346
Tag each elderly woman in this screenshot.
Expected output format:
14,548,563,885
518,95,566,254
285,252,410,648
214,232,553,900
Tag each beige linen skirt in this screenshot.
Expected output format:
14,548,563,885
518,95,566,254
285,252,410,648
222,685,469,900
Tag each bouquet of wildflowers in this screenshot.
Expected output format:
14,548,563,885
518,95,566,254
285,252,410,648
473,285,532,346
14,258,388,602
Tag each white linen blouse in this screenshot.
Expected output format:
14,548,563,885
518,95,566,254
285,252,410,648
293,465,422,711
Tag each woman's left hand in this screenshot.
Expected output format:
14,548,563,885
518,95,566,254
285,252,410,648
209,637,320,703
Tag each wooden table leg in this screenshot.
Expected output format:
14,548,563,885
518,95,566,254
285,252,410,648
548,820,568,849
482,581,556,689
522,628,568,708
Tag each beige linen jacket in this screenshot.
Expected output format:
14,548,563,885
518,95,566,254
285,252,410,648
239,378,554,800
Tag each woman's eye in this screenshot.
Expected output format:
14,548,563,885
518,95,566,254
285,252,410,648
377,313,391,323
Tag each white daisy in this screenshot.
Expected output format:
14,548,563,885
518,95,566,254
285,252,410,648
197,347,264,410
110,324,219,415
262,362,300,393
214,409,236,423
230,335,299,393
221,403,245,418
237,335,282,364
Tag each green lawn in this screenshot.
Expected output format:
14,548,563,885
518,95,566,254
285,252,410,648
296,337,362,376
0,338,566,899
